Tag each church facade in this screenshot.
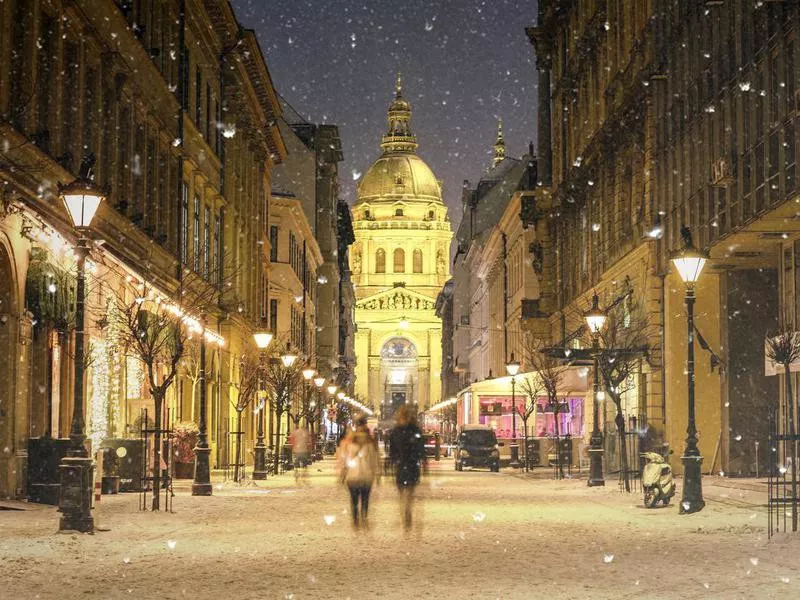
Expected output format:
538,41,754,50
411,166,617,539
350,78,452,421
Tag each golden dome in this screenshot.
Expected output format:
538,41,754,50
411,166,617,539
356,75,442,205
357,153,442,203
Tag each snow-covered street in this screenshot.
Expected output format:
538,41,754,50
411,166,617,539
2,459,799,600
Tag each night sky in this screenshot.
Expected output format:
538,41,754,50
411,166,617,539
231,0,538,218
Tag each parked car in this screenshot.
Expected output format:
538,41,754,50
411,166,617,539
454,425,502,472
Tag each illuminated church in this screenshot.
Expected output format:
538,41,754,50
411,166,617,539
350,76,453,421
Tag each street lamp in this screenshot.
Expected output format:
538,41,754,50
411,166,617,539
302,365,315,429
326,383,338,442
58,177,104,532
585,291,607,487
505,352,521,468
281,345,298,368
192,315,212,496
671,226,708,514
252,330,273,480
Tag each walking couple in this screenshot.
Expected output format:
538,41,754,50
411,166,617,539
335,405,425,531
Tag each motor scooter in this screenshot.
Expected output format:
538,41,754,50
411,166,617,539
641,451,675,508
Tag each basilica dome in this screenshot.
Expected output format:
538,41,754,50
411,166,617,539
355,74,443,205
357,153,442,203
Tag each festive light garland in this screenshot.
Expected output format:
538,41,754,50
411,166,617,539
88,339,110,446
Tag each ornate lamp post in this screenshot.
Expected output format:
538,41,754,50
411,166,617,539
327,383,338,442
58,177,104,532
278,346,299,457
505,353,521,468
252,330,273,480
585,292,608,487
671,227,708,514
301,365,316,429
192,316,212,496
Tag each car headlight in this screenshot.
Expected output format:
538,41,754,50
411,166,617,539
491,449,500,458
460,450,470,458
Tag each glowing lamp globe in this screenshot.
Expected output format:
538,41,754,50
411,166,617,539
505,353,520,377
281,346,298,367
584,293,607,335
60,178,104,228
337,391,346,400
314,377,326,388
327,384,338,395
253,331,273,350
302,367,316,381
672,248,707,284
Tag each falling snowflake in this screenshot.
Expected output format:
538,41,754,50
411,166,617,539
750,557,759,566
603,554,614,563
167,540,177,550
323,515,336,525
472,511,486,523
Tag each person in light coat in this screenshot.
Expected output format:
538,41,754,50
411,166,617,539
336,415,381,529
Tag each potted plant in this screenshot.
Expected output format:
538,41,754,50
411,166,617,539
172,421,199,479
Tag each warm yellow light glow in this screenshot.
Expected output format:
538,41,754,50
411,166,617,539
327,384,338,395
337,391,346,400
314,376,326,388
584,293,607,335
398,317,409,330
253,331,274,349
302,367,316,380
672,254,707,284
505,353,520,377
61,178,104,228
281,348,298,367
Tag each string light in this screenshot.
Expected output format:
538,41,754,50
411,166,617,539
89,339,110,446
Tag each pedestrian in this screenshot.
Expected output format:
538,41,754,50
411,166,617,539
335,415,381,530
389,404,426,531
291,425,311,484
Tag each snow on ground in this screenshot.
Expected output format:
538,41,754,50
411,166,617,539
1,459,799,600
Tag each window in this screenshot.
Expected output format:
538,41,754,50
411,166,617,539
269,299,278,334
413,248,423,273
394,248,405,273
364,209,370,219
395,208,404,217
204,206,211,278
214,212,222,285
376,248,386,273
428,210,435,220
181,184,188,264
269,225,279,262
193,195,200,272
195,66,202,128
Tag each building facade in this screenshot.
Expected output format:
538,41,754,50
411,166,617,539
350,78,452,420
0,0,284,498
527,0,799,476
271,107,355,392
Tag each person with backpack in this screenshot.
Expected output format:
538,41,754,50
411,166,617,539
335,415,381,530
389,404,426,531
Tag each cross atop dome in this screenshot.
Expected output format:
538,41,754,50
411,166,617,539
382,74,418,154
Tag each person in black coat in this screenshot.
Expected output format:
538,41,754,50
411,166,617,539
389,404,426,530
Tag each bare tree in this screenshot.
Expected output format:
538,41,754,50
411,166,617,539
524,336,570,479
230,350,260,483
262,339,302,474
518,375,544,472
588,296,651,493
766,330,800,531
180,341,202,422
110,262,223,510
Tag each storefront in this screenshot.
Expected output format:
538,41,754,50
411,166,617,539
454,367,590,466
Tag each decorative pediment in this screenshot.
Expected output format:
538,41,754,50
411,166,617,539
356,287,436,311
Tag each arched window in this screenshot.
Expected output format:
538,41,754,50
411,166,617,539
413,248,423,273
395,208,404,217
375,248,385,273
428,210,435,220
393,248,405,273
